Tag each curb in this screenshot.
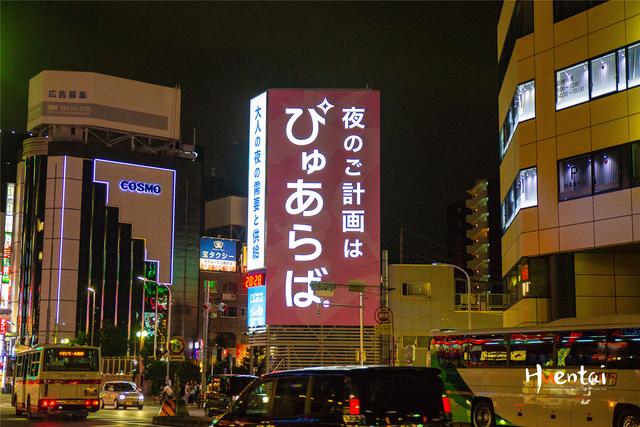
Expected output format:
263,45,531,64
152,416,211,426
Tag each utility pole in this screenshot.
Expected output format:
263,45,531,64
200,281,211,403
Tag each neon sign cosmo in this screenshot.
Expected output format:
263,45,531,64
525,364,613,393
119,180,161,195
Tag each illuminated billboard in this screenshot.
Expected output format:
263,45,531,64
248,90,380,326
28,71,181,140
200,237,238,272
247,286,266,329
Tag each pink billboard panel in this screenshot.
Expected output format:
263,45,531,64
263,90,380,326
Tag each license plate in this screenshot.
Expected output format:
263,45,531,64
84,388,97,396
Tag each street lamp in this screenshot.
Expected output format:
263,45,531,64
87,288,96,346
137,277,172,379
432,263,472,330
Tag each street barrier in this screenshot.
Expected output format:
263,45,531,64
159,398,176,416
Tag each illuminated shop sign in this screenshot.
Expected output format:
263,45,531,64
255,90,380,326
243,271,265,289
247,285,266,329
119,180,161,195
200,237,237,272
2,183,15,304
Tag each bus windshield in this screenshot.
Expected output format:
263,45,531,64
43,348,99,372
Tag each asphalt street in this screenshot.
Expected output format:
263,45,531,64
0,393,208,427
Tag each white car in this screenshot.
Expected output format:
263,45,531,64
100,381,144,410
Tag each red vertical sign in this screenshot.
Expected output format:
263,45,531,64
263,90,380,326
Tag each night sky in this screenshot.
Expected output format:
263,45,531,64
1,1,501,263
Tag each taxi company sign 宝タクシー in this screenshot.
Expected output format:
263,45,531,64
119,180,162,195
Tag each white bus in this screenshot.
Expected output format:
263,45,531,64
12,344,102,418
429,315,640,427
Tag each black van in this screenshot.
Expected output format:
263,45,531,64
204,374,258,417
210,366,452,426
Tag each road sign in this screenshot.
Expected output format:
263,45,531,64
169,336,185,355
374,307,392,324
374,323,392,335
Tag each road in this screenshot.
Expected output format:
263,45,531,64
0,393,208,427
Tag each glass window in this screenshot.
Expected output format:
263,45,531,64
502,167,538,230
590,52,617,97
416,336,430,348
629,43,640,88
272,377,308,418
557,330,607,367
518,167,538,208
468,335,508,367
558,154,592,201
556,62,589,110
593,147,622,193
632,142,640,187
518,80,535,122
618,48,627,91
240,379,275,416
435,336,467,368
606,328,640,369
359,372,445,419
309,376,349,415
509,333,554,366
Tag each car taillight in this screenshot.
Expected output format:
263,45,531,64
39,399,57,409
349,396,360,415
93,399,100,406
442,395,451,414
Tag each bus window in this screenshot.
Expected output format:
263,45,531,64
434,336,467,368
557,330,607,367
606,328,640,369
468,335,507,367
509,333,554,367
16,355,24,378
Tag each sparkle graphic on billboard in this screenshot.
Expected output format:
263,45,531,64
248,90,380,326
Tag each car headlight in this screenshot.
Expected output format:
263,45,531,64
119,394,125,400
138,395,144,400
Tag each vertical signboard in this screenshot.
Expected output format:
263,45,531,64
247,92,267,272
2,183,15,306
250,90,380,326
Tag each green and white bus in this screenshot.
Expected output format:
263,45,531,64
428,315,640,427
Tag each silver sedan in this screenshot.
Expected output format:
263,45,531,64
100,381,144,410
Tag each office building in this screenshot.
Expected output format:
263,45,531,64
9,71,201,351
497,1,640,326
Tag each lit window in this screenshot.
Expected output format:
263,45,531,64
501,167,538,230
590,52,617,98
556,62,589,110
517,81,535,122
500,80,536,158
593,147,629,194
558,155,592,201
629,43,640,88
618,48,627,91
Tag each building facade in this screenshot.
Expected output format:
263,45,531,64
9,71,201,354
388,264,503,367
200,196,248,365
498,1,640,326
